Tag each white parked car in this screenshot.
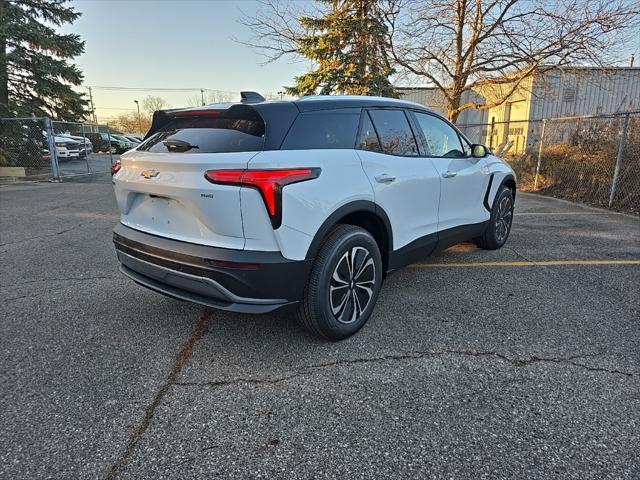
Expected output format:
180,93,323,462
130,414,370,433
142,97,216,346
54,136,82,160
112,94,516,340
64,135,93,155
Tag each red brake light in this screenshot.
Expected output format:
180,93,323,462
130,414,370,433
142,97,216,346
172,109,224,117
204,168,321,228
111,160,121,175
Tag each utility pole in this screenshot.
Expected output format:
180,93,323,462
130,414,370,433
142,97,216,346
87,86,97,123
201,88,205,106
134,100,141,133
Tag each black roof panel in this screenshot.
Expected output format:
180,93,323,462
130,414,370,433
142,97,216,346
292,95,433,113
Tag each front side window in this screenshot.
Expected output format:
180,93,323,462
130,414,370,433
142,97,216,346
367,109,419,156
281,111,360,150
413,112,466,158
138,116,265,154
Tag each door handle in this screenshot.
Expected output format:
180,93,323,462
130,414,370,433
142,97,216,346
375,173,396,184
442,171,457,178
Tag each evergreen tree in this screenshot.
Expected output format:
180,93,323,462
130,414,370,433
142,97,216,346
285,0,396,97
0,0,87,119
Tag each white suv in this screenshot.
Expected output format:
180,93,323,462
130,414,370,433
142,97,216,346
113,94,516,340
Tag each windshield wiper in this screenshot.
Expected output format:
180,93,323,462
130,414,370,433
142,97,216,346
162,139,199,152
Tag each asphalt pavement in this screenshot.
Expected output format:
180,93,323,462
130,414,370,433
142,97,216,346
1,176,639,479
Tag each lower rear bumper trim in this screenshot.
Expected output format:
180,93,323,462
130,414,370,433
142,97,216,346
119,262,294,314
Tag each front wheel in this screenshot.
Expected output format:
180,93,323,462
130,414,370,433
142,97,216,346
297,224,383,341
475,185,514,250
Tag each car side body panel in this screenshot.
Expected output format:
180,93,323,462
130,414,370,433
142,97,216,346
246,149,375,261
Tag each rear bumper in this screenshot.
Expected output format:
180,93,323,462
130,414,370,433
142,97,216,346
113,224,312,314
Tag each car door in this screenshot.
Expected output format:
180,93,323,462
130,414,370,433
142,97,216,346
355,108,441,262
410,111,491,232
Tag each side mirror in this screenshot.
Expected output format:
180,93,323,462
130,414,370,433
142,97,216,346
471,144,489,158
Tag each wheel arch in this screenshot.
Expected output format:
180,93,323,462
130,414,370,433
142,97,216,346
485,173,517,211
502,174,517,200
305,200,393,272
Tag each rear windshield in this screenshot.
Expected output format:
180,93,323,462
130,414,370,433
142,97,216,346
281,110,360,150
138,116,265,153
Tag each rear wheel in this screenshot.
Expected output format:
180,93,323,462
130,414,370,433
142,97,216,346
297,224,383,341
475,185,514,250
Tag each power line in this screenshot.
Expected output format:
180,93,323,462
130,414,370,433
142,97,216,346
85,85,237,94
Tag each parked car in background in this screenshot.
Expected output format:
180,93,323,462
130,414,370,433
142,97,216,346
112,94,516,340
111,134,135,152
63,135,93,156
85,132,128,154
123,135,141,147
124,133,144,142
53,136,82,160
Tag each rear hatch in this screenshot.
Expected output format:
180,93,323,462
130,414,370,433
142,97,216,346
113,106,266,250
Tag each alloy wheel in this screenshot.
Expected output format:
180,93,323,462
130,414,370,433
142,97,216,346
329,246,376,324
495,196,513,242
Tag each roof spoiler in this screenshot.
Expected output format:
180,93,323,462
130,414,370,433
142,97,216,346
240,91,266,103
143,103,265,140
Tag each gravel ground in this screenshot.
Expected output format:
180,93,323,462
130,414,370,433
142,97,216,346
1,175,638,479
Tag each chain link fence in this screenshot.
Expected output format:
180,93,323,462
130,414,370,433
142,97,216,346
0,117,116,182
458,112,640,215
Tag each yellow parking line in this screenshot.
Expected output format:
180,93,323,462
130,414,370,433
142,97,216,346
411,259,640,268
515,212,615,215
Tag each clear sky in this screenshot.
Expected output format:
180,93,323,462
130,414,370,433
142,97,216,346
63,0,311,122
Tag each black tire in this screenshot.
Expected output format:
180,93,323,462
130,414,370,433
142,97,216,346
296,224,383,341
475,185,514,250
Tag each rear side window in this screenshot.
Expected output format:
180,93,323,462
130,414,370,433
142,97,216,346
357,112,382,152
281,111,360,150
368,109,419,156
138,116,265,153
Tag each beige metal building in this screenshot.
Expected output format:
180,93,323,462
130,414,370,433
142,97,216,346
398,66,640,154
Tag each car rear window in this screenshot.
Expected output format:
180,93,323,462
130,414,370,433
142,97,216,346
281,111,360,150
138,116,265,153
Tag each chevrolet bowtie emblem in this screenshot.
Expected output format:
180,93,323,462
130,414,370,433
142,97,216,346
141,169,159,179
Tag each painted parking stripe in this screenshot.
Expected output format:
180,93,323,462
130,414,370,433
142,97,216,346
515,212,616,216
411,259,640,268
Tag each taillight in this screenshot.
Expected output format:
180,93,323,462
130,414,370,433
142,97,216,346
111,159,121,175
204,168,321,228
172,109,224,117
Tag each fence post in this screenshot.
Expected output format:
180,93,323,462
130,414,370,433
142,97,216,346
489,117,495,149
609,112,630,207
45,117,61,182
81,122,91,173
534,118,547,189
107,130,114,168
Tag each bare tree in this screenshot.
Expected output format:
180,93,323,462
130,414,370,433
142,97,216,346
141,95,168,114
236,0,311,63
185,91,235,107
386,0,639,121
108,112,151,134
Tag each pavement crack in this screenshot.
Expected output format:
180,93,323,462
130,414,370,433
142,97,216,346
106,310,212,480
0,275,115,289
0,219,98,250
174,350,634,389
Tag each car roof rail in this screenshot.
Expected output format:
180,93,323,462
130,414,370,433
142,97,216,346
240,91,266,103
